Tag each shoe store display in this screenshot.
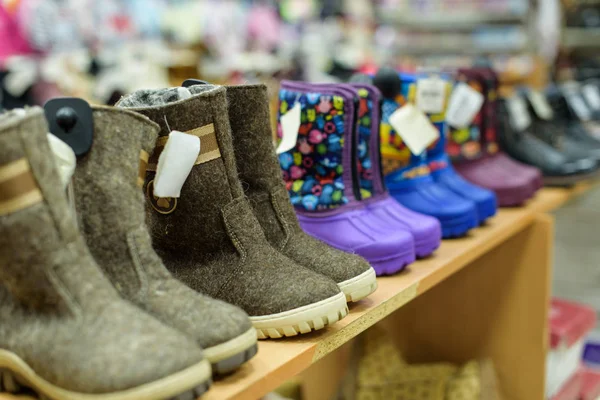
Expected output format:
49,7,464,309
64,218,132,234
374,68,478,238
118,85,349,339
405,72,498,224
224,83,377,301
277,80,416,275
497,93,598,186
69,102,257,374
0,107,212,400
4,3,600,400
451,67,542,206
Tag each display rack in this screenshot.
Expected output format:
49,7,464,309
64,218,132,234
562,28,600,49
0,183,595,400
376,1,537,57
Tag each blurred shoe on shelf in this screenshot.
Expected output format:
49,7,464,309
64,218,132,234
374,68,478,238
451,67,542,206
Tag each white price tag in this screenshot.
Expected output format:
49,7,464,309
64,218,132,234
507,96,532,132
389,103,440,156
276,102,301,154
582,84,600,111
566,93,592,121
527,90,554,120
415,77,446,114
446,82,485,128
154,131,201,198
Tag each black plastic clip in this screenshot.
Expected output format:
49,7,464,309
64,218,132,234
44,98,94,157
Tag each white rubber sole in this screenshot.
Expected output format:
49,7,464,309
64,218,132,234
338,267,378,302
0,349,211,400
203,327,258,375
250,292,349,339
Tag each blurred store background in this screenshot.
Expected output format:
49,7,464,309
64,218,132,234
0,0,585,110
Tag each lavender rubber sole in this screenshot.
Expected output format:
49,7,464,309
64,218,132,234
415,236,441,258
370,247,416,276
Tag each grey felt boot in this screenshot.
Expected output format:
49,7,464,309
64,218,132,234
72,105,257,374
118,85,348,339
225,84,377,302
0,107,211,400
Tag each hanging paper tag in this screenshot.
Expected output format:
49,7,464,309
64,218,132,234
388,104,440,155
446,82,485,128
415,77,446,114
582,84,600,111
153,131,200,198
507,96,531,132
527,90,554,120
47,133,76,189
276,102,301,154
566,93,592,121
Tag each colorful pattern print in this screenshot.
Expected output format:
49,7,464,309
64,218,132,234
447,76,483,161
405,79,452,173
356,88,374,199
483,87,499,155
277,89,349,211
380,82,430,182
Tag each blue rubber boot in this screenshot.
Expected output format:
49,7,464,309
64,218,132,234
376,69,478,238
404,73,498,224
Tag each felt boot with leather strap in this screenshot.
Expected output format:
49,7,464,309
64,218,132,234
0,107,211,400
118,85,348,339
225,84,377,302
72,105,256,374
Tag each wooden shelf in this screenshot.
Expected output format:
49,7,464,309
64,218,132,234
0,182,595,400
205,182,593,400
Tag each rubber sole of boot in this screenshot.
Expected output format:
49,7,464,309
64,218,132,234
0,349,211,400
337,267,378,302
371,246,415,277
251,292,348,339
415,235,441,259
203,328,258,375
440,211,479,239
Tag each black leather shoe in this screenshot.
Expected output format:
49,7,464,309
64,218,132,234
497,96,598,186
548,85,600,157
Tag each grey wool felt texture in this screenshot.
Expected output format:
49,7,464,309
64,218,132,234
0,107,205,394
73,105,252,350
225,84,372,284
117,85,341,317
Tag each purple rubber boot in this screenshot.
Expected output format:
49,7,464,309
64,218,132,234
278,81,415,275
348,83,442,258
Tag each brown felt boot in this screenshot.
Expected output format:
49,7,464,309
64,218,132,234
0,107,211,400
71,105,257,374
118,85,348,339
225,84,377,302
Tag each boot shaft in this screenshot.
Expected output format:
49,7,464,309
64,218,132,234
379,75,432,181
0,108,114,312
348,83,386,199
277,81,362,213
72,106,163,297
225,84,283,196
117,85,243,256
